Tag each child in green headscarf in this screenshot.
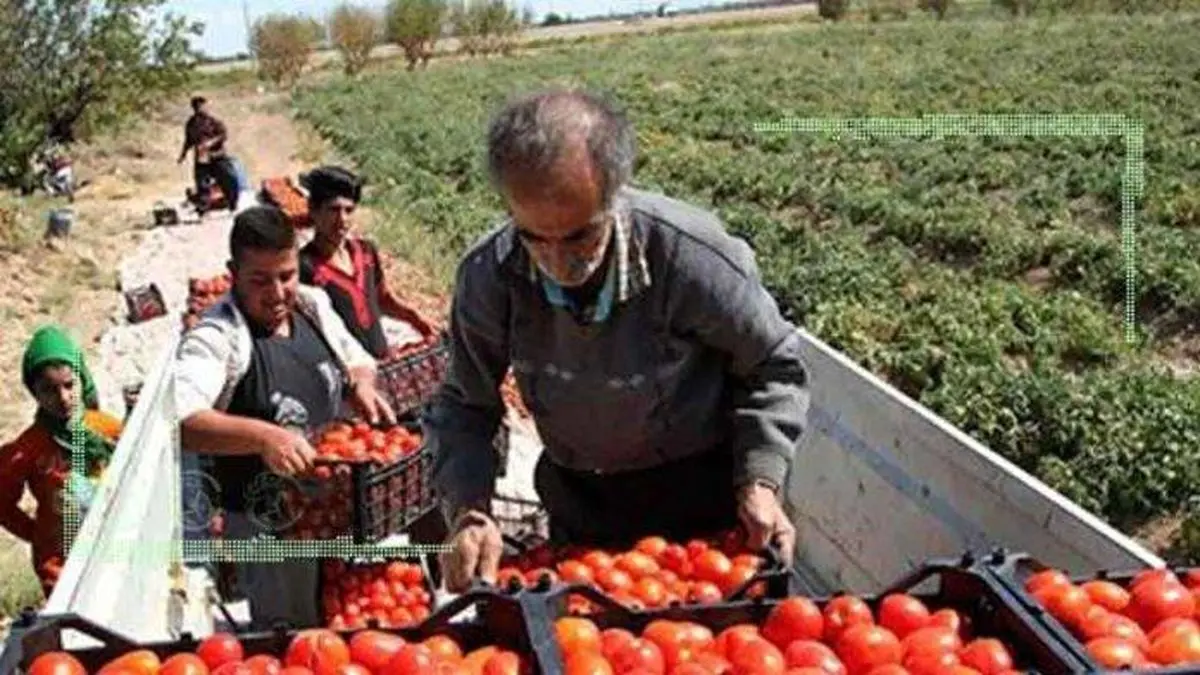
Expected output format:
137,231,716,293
0,325,124,598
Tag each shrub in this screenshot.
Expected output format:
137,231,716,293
250,14,324,87
453,0,523,57
385,0,448,71
329,4,381,76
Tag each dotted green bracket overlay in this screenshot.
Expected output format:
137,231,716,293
753,115,1144,344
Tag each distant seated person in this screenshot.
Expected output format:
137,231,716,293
298,165,435,359
0,326,122,599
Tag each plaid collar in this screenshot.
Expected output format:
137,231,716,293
496,191,652,322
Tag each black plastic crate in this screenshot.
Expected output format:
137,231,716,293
521,554,1086,675
984,552,1200,674
282,418,435,545
0,587,561,675
123,283,166,324
492,494,551,552
377,336,450,416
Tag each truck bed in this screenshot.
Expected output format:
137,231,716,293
5,328,1160,654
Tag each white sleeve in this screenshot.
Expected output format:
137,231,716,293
174,321,232,420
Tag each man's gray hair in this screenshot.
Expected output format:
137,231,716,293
485,88,637,207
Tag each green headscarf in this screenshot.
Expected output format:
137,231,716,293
21,325,112,473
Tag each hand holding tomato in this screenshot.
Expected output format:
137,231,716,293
349,376,396,427
259,424,317,476
440,509,504,593
736,482,796,565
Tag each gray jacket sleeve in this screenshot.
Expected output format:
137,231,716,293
423,246,510,522
666,231,810,492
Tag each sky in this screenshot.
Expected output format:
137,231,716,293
168,0,737,59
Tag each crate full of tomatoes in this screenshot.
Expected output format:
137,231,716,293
495,529,796,616
281,418,433,545
376,334,450,417
985,552,1200,673
260,177,309,229
319,558,436,632
2,587,550,675
536,555,1085,675
182,274,232,332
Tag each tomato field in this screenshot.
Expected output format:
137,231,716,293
293,14,1200,550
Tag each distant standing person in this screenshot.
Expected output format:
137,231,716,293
178,96,240,212
298,165,435,359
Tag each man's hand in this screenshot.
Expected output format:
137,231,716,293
351,377,396,426
440,510,503,593
258,425,316,476
737,481,796,565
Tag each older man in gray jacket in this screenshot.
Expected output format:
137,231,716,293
428,88,810,592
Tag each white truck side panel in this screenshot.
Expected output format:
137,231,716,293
786,330,1162,594
43,334,186,646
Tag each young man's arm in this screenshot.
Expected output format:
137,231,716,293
369,241,435,336
175,317,316,475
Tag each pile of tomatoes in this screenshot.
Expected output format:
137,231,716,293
262,177,310,229
27,629,530,675
321,560,434,631
555,592,1022,675
497,532,770,612
281,423,426,540
183,274,232,331
1023,565,1200,669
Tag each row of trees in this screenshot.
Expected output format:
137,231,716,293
818,0,1197,20
249,0,534,88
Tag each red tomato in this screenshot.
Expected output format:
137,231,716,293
927,610,962,636
197,634,245,671
481,652,521,675
243,656,282,675
564,651,614,675
1035,584,1092,630
901,627,963,656
160,654,211,675
715,625,762,659
422,636,462,663
556,617,603,655
1128,579,1197,631
902,647,959,674
728,639,786,675
835,625,902,675
783,641,846,675
98,650,161,675
957,639,1013,675
877,595,932,640
1085,637,1143,669
609,638,666,674
29,653,88,675
1024,570,1070,596
602,629,638,659
212,663,254,675
383,645,437,675
349,631,407,672
1148,629,1200,666
823,596,875,644
762,597,825,648
286,630,351,675
1080,580,1130,613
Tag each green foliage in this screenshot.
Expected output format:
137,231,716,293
452,0,524,57
866,0,911,21
329,4,381,76
250,13,324,88
385,0,448,71
0,0,201,187
294,15,1200,535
